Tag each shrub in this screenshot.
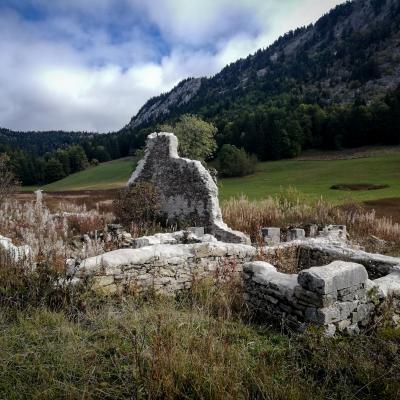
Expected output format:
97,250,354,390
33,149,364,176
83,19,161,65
113,182,161,229
217,144,257,177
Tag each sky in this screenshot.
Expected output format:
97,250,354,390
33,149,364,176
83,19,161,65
0,0,345,132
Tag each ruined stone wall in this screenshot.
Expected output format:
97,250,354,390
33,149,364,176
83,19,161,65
75,241,256,295
128,132,249,244
244,261,380,335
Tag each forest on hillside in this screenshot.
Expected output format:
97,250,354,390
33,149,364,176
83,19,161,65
2,84,399,186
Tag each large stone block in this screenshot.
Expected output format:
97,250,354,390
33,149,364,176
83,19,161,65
298,261,368,295
373,270,400,297
244,261,298,300
294,286,336,307
128,132,250,244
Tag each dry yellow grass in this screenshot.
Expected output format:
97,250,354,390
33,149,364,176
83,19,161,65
222,189,400,253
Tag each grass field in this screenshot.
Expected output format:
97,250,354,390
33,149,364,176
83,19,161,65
218,154,400,203
42,157,135,191
25,152,400,204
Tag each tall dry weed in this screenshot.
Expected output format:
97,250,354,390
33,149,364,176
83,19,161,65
222,189,400,253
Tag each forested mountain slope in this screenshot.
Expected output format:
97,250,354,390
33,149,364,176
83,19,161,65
128,0,400,132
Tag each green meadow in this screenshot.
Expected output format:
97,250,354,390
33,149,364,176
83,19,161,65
26,153,400,204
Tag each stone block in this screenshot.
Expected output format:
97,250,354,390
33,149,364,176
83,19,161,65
337,320,351,332
298,261,368,295
307,224,319,238
345,324,360,336
261,227,281,245
315,306,342,325
352,303,374,323
373,271,400,297
337,301,359,320
288,229,306,241
294,286,336,307
305,305,342,325
324,324,337,337
319,225,347,242
187,227,205,237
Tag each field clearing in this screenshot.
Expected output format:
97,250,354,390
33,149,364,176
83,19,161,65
41,158,135,191
21,151,400,205
218,154,400,202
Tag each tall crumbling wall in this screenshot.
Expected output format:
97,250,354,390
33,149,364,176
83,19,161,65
128,132,249,244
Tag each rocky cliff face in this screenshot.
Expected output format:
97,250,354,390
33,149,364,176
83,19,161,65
127,78,202,130
127,0,400,130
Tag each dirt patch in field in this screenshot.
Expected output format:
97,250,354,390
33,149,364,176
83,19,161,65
331,183,389,191
16,189,120,213
363,198,400,223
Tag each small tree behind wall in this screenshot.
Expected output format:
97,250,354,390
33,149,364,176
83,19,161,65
160,114,217,162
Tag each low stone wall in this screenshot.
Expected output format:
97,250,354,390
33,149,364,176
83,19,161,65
75,242,256,295
297,240,400,279
262,239,400,279
244,260,381,335
0,235,32,264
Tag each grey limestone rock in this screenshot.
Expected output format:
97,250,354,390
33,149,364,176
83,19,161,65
298,261,368,295
373,270,400,297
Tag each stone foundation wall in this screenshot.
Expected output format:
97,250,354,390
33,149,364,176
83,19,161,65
244,261,379,335
297,241,400,279
75,242,256,295
262,239,400,279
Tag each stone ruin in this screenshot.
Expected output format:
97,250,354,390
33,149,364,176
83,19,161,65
6,131,393,336
66,132,400,335
128,132,250,244
243,226,400,335
70,221,400,335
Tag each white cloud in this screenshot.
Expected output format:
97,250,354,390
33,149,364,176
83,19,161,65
0,0,346,132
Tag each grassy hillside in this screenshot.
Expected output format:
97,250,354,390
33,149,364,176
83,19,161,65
42,158,135,191
29,153,400,204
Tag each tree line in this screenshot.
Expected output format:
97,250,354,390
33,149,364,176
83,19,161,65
4,83,399,185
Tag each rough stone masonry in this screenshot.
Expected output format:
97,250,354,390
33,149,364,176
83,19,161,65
243,260,380,336
128,132,250,244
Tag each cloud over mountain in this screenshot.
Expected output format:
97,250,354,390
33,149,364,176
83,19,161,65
0,0,344,132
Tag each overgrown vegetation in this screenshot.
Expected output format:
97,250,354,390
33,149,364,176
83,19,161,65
0,256,399,399
0,188,400,398
222,188,400,253
113,182,161,231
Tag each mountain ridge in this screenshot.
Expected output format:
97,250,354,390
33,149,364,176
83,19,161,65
127,0,400,130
